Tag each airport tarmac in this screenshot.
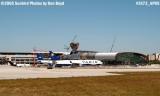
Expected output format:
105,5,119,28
0,65,160,80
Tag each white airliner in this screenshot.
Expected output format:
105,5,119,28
54,60,103,67
38,59,103,67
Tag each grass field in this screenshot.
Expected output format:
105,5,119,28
0,72,160,96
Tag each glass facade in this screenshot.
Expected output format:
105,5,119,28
116,52,148,65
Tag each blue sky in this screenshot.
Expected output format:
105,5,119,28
0,0,160,54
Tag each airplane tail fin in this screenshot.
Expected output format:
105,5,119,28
49,51,53,57
8,61,16,66
49,51,61,60
37,53,44,60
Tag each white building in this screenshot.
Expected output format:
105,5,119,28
0,52,48,65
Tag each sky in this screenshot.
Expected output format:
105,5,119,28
0,0,160,54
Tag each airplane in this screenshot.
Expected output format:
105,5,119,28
7,61,31,67
37,51,103,68
54,60,103,67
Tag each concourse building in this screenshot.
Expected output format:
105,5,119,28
98,52,148,65
77,51,148,65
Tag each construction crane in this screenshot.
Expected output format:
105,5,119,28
110,36,116,52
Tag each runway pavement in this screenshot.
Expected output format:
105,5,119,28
0,65,160,80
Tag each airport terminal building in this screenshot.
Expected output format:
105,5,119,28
0,51,148,65
99,52,148,65
77,51,148,65
0,52,48,65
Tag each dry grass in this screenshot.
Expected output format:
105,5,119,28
0,72,160,96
